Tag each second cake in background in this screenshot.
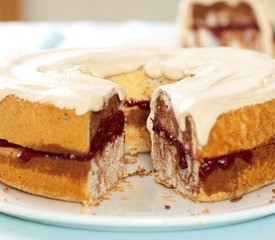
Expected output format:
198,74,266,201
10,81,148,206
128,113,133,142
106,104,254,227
178,0,275,56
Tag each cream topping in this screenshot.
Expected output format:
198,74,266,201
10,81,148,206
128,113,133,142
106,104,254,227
178,0,275,56
0,47,196,116
147,47,275,148
0,48,127,115
2,47,275,148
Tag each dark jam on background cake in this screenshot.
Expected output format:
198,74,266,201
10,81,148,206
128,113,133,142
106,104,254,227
0,110,124,162
192,23,259,39
152,117,253,180
124,99,150,111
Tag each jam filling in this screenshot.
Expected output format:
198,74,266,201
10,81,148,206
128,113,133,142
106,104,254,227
124,99,150,111
0,110,125,162
199,150,253,180
152,117,253,180
192,23,259,38
152,118,188,169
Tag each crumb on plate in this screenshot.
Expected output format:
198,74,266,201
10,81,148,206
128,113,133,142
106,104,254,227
164,204,171,210
230,195,243,202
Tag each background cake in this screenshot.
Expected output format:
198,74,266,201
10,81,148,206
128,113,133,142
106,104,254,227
178,0,275,56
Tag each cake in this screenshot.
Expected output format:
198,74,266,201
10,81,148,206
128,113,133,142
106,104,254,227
148,47,275,202
0,49,126,202
178,0,275,56
1,47,275,203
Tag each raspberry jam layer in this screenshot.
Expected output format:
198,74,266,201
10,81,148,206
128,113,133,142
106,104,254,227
152,117,253,180
124,99,150,111
152,118,188,169
192,23,259,38
0,110,124,162
199,150,253,179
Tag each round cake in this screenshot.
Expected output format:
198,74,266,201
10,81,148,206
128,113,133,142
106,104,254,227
0,47,274,202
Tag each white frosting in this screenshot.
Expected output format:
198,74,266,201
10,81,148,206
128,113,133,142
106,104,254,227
178,0,275,56
0,47,206,116
2,47,275,149
147,47,275,148
0,48,126,115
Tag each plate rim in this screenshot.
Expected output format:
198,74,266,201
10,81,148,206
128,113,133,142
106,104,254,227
0,196,274,231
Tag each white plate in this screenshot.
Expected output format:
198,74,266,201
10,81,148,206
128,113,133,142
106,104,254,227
0,153,274,231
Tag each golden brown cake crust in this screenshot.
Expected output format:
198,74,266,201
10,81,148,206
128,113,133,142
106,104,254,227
0,95,90,155
197,99,275,159
155,91,275,159
0,147,90,202
0,94,121,156
0,134,125,202
198,142,275,202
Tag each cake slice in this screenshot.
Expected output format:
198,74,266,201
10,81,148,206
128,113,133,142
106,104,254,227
148,47,275,202
178,0,275,56
0,51,126,202
34,48,178,155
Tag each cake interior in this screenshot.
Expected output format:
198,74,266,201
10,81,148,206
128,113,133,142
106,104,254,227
108,69,176,154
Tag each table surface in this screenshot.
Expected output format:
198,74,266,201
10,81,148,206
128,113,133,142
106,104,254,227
0,213,274,240
0,21,274,240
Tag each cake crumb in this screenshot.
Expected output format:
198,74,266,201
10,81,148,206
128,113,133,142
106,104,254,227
123,156,137,164
100,195,110,200
81,194,111,207
2,197,7,202
110,185,124,193
121,179,130,184
161,195,176,202
121,196,129,201
127,166,155,177
2,187,9,193
202,208,210,214
126,183,134,189
230,196,243,202
82,200,90,207
164,204,171,210
82,200,100,207
257,194,261,198
272,189,275,194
